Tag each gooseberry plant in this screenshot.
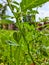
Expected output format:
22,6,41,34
0,0,49,65
13,22,49,65
0,22,49,65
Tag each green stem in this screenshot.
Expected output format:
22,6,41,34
10,45,12,65
21,31,34,63
27,44,34,62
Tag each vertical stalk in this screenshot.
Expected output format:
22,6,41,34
10,45,12,65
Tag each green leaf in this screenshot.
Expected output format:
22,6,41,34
20,0,49,12
1,15,14,19
13,32,21,43
0,19,14,24
0,4,2,8
40,46,48,56
13,1,19,5
11,4,19,11
6,40,19,46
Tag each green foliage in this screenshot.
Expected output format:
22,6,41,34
0,4,2,8
6,0,49,23
0,23,49,65
13,31,21,43
0,0,49,65
20,0,49,12
0,19,14,24
0,0,49,23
